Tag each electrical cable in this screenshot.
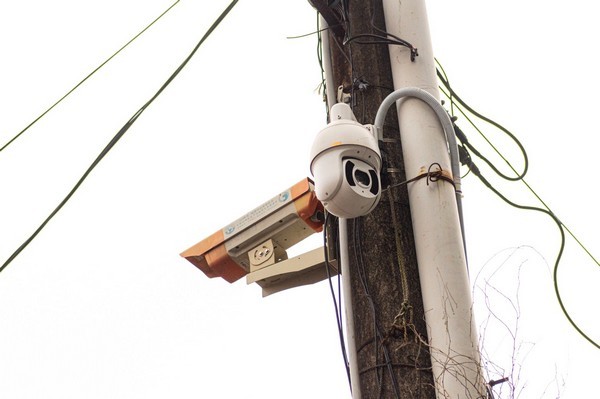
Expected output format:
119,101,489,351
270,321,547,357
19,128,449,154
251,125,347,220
0,0,240,274
435,61,529,182
462,153,600,350
353,218,402,399
438,73,600,271
322,212,352,390
332,10,402,395
344,33,418,61
0,0,181,153
324,11,429,394
437,59,599,349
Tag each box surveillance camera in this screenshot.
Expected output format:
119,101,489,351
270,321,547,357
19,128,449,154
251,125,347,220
180,178,324,283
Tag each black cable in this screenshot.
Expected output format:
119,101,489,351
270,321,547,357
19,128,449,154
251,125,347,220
353,218,385,397
442,74,600,271
439,52,599,347
436,65,529,181
0,0,240,274
440,59,600,346
337,8,401,396
464,156,600,350
323,213,352,391
0,0,181,153
344,33,418,61
366,6,419,63
434,58,455,118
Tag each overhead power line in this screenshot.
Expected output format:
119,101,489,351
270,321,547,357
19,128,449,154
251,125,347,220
0,0,240,274
0,0,181,153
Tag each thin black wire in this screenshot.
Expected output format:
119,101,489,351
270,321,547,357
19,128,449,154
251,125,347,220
315,12,330,122
465,157,600,350
353,218,385,397
348,7,419,62
323,213,352,390
353,218,402,399
0,0,181,153
0,0,240,274
337,6,401,396
338,0,356,107
344,33,418,61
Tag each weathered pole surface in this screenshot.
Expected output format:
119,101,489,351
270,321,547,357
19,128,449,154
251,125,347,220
382,1,486,398
315,0,437,397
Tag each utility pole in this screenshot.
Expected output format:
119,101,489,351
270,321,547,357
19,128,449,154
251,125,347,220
315,0,436,397
313,0,486,397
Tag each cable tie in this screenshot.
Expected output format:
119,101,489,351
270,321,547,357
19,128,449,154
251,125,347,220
407,163,455,188
425,162,454,187
385,162,455,192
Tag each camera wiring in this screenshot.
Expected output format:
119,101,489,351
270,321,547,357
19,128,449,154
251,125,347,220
438,61,600,267
442,78,600,268
352,217,402,399
316,3,423,396
436,60,600,349
0,0,240,274
322,212,352,391
0,0,181,154
344,33,418,62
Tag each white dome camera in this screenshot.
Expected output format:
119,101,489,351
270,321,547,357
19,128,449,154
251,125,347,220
310,103,382,219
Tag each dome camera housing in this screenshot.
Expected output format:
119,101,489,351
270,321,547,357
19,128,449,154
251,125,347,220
310,103,382,218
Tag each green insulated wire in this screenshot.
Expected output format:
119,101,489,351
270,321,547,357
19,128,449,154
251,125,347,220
0,0,240,274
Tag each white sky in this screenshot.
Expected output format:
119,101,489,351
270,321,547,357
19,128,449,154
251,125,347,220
0,1,598,398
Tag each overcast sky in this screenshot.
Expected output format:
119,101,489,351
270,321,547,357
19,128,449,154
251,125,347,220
1,1,598,398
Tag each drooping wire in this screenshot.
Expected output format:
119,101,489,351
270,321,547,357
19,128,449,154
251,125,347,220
0,0,240,274
439,58,599,347
435,58,455,119
435,59,529,182
444,89,600,270
323,212,352,391
461,153,600,350
0,0,181,153
437,60,599,270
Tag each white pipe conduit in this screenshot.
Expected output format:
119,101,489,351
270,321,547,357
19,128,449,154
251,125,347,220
381,1,486,398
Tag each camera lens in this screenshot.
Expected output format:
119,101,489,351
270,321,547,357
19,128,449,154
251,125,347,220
354,169,371,188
